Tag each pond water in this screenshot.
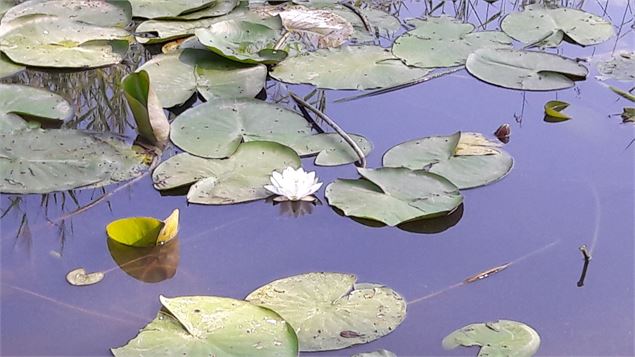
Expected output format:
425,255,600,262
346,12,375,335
1,0,634,356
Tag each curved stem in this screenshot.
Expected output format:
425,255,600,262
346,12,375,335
289,92,367,167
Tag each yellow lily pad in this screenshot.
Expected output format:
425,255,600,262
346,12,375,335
544,100,571,122
106,209,179,247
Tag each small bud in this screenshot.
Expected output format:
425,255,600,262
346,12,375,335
494,124,511,144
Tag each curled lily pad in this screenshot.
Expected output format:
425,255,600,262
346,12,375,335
111,295,299,357
325,167,463,226
466,48,588,91
621,108,635,123
66,268,104,286
1,0,132,28
0,15,131,68
122,70,169,146
353,350,397,357
135,49,267,108
0,83,72,131
170,98,312,158
153,141,301,205
596,52,635,81
128,0,214,19
392,16,512,68
383,132,513,189
0,53,25,79
246,272,407,351
608,85,635,102
271,45,430,90
0,129,148,193
501,4,614,47
195,16,288,64
442,320,540,357
544,100,571,122
106,209,180,247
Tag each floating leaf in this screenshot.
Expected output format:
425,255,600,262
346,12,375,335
442,320,540,357
501,5,613,47
383,132,513,189
106,209,180,247
135,49,267,108
0,52,25,79
353,350,397,357
246,272,406,351
0,83,72,131
108,238,179,283
0,15,131,68
544,100,571,122
271,45,430,90
608,85,635,102
328,5,401,42
195,16,288,64
621,107,635,123
173,0,238,20
392,16,512,68
111,295,298,357
290,133,372,166
325,167,463,226
153,142,301,205
122,70,169,146
0,129,147,193
66,268,104,286
466,48,588,91
1,0,132,28
596,52,635,82
128,0,214,19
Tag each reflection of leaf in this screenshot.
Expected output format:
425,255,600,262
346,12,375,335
353,350,397,357
443,320,540,357
107,238,179,283
246,272,407,352
122,70,169,146
106,209,179,247
112,295,299,356
544,100,571,122
66,268,104,286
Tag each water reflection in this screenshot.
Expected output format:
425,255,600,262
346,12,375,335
107,238,180,283
268,197,322,218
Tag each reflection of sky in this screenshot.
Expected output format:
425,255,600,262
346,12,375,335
1,1,634,356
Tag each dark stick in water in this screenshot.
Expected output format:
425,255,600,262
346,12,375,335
577,244,592,287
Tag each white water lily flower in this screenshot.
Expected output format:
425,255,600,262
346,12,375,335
264,167,323,202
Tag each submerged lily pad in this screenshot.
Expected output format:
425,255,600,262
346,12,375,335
1,0,132,28
246,272,406,351
135,49,267,108
195,16,288,64
112,295,298,357
0,129,147,194
442,320,540,357
325,167,463,226
466,48,588,90
383,132,513,189
0,15,131,68
0,83,72,131
106,209,179,247
153,141,301,205
392,16,512,68
0,52,25,79
66,268,104,286
544,100,571,122
501,4,614,47
621,108,635,123
271,45,430,90
128,0,215,19
597,52,635,81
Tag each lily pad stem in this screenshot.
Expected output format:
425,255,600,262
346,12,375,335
289,92,366,167
340,3,372,33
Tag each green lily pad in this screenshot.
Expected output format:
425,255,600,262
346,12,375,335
325,167,463,226
621,107,635,123
442,320,540,357
1,0,132,28
383,132,513,189
0,15,131,68
353,350,397,357
290,133,372,166
195,16,288,64
0,53,25,79
128,0,215,19
0,129,148,194
152,141,301,205
271,45,430,90
173,0,239,20
465,48,588,91
392,16,512,68
170,98,312,159
608,85,635,102
544,100,571,122
122,70,170,145
65,268,105,286
135,49,267,108
0,83,72,131
327,5,401,42
111,295,298,357
246,272,407,352
106,209,179,247
596,52,635,81
501,4,614,47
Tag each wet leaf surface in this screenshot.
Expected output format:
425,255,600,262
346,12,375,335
66,268,104,286
443,320,540,357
